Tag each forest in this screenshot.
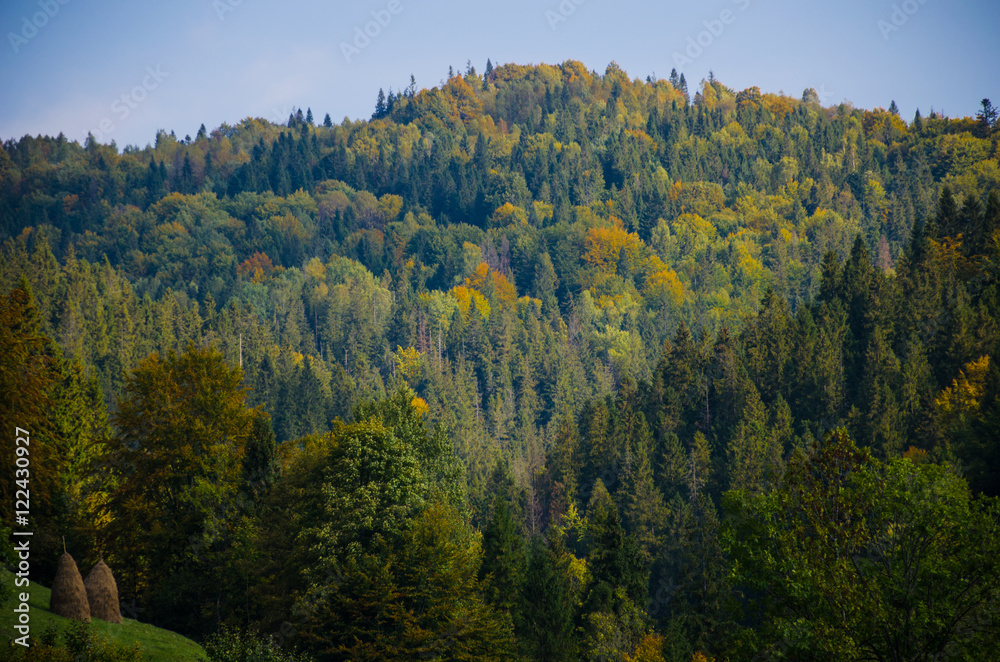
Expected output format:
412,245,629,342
2,59,1000,661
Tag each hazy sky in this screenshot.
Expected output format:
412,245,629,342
1,0,997,149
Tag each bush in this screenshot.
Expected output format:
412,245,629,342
64,621,144,662
7,621,143,662
204,627,314,662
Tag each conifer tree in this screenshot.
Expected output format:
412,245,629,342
480,498,527,614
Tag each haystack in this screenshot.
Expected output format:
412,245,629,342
49,552,91,622
85,559,122,624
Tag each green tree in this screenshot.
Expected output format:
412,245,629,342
302,502,514,661
354,384,464,505
0,281,60,526
101,345,264,633
724,431,1000,660
580,480,650,661
976,98,997,137
479,498,527,615
519,534,580,662
0,281,110,582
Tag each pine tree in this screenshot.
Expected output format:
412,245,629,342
742,287,792,404
855,327,903,458
585,480,647,611
519,536,578,661
936,186,959,239
242,414,277,502
480,499,527,614
323,112,333,128
180,153,195,193
623,432,666,562
203,151,215,184
976,98,997,137
483,58,494,90
726,383,783,494
547,412,582,517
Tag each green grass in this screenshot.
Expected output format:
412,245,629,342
2,569,208,661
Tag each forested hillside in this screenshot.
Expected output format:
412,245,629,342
2,60,999,660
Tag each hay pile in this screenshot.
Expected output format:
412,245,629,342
84,559,122,624
49,552,91,622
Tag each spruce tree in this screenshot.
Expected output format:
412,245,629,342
519,536,578,661
480,499,526,614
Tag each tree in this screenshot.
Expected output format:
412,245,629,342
977,98,997,137
519,535,580,661
936,186,960,239
0,281,108,582
180,152,195,193
724,431,1000,660
658,492,735,655
534,251,560,314
479,498,527,614
483,58,494,90
301,502,514,661
0,281,60,526
354,385,464,505
725,384,782,494
101,345,264,632
256,390,507,660
323,113,333,128
580,480,650,659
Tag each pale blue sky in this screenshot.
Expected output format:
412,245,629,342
1,0,997,149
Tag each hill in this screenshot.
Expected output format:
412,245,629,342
2,61,999,660
1,569,207,661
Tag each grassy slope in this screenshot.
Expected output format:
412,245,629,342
1,570,207,661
